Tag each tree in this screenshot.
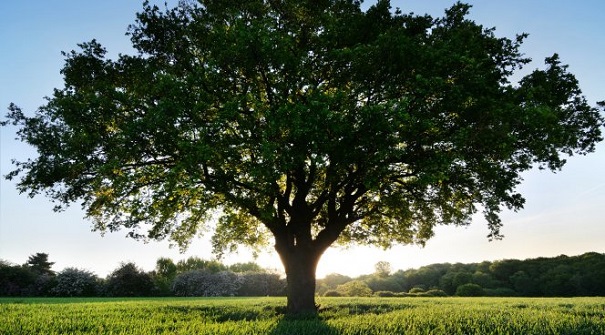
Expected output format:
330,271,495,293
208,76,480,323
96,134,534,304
510,270,537,296
403,265,447,291
0,260,37,296
471,271,496,289
489,259,522,283
237,271,285,296
455,283,485,297
229,262,264,273
24,253,55,276
336,280,373,297
22,253,56,295
374,261,392,278
3,1,603,314
366,276,402,293
152,257,177,295
155,257,178,278
316,273,352,295
176,257,227,273
104,262,153,297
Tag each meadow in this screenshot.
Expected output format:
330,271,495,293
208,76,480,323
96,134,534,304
1,297,604,334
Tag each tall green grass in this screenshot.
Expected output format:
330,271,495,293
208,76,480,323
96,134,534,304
1,297,603,334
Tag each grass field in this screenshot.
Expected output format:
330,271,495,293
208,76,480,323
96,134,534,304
1,296,604,334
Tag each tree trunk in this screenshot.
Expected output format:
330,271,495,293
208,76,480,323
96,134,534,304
277,245,322,315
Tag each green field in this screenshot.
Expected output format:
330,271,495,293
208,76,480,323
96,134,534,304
1,297,604,334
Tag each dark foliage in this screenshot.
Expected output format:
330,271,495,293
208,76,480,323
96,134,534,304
24,253,55,277
389,252,605,297
0,261,37,296
237,272,286,296
2,252,604,298
104,262,154,297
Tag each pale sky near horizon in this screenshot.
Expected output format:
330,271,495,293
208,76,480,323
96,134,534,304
1,1,604,279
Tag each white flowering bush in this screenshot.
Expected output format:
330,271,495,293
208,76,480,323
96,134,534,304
52,268,99,297
172,270,240,297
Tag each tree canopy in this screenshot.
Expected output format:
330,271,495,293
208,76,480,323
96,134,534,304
4,0,603,313
25,253,55,276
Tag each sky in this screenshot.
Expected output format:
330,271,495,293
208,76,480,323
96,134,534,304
1,1,604,279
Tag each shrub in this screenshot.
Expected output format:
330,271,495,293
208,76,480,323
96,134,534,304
237,272,285,296
28,274,56,297
172,270,240,297
105,262,153,297
336,280,372,297
419,289,448,297
52,268,99,297
408,287,425,294
456,283,485,297
323,290,342,297
366,277,403,293
374,291,396,297
395,292,412,297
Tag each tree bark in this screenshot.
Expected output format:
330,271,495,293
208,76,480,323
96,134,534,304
276,244,322,315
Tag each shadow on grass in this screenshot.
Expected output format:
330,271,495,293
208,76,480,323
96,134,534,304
160,299,417,334
162,303,339,334
270,313,338,335
162,304,270,322
268,301,414,334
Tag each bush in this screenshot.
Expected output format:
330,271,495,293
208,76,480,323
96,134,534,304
456,283,485,297
28,274,56,297
237,272,285,296
374,291,396,297
152,258,177,296
395,292,412,297
336,280,373,297
408,287,425,294
105,263,153,297
0,261,46,296
52,268,99,297
418,289,448,297
366,277,402,293
173,270,240,297
323,290,342,297
152,276,174,297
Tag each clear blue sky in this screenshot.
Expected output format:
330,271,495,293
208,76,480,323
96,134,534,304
1,1,604,278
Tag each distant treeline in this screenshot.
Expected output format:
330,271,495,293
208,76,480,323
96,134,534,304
2,252,604,297
0,254,285,297
318,252,605,297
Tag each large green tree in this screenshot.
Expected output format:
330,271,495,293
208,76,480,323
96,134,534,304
3,0,603,313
